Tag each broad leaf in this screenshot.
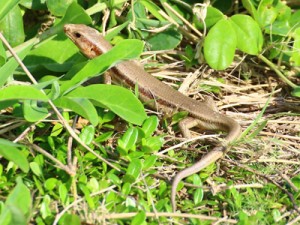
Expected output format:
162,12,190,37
66,84,147,125
0,43,33,87
117,127,139,152
291,27,300,66
23,100,48,122
257,0,278,28
0,139,29,172
0,5,25,47
0,0,20,22
24,33,84,73
124,159,142,183
141,115,159,138
230,15,263,55
47,0,73,16
39,2,92,41
59,214,81,225
204,18,237,70
147,28,182,50
0,86,48,101
54,97,98,126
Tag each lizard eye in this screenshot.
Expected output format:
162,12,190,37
74,32,81,38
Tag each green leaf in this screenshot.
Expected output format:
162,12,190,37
0,86,48,102
0,41,6,66
33,176,44,195
291,86,300,97
272,209,281,222
59,2,91,24
30,162,44,179
238,211,250,224
44,178,58,191
0,0,20,22
19,0,47,10
66,85,147,125
147,28,182,50
59,183,68,206
86,178,99,193
141,115,159,137
248,120,268,140
24,33,84,73
141,136,164,153
192,175,203,205
118,127,139,151
94,131,114,143
59,214,81,225
290,10,300,29
194,6,225,30
54,97,99,126
79,125,95,145
47,0,73,16
160,0,183,24
0,5,25,47
40,195,51,219
131,211,146,225
265,20,291,36
229,187,242,209
257,0,278,28
124,159,142,183
0,42,33,87
230,15,263,55
241,0,258,21
0,139,29,172
275,2,291,21
121,182,132,196
143,155,157,170
41,2,91,40
50,123,63,136
204,18,237,70
291,175,300,189
140,0,165,21
290,27,300,66
107,173,121,185
79,185,95,209
23,100,48,122
117,127,139,156
0,205,26,225
6,177,31,217
61,39,144,93
104,21,130,41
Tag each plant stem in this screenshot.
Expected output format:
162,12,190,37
258,54,298,89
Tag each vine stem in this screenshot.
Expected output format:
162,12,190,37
258,54,298,89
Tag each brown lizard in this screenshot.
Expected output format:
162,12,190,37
64,24,241,212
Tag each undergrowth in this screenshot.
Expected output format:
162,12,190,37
0,0,299,224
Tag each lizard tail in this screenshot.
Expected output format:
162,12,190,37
171,147,225,212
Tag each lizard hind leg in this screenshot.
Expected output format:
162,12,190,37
178,117,204,138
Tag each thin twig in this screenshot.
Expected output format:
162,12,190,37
158,134,219,155
29,143,74,175
53,185,117,225
99,212,237,223
163,2,203,37
0,121,27,135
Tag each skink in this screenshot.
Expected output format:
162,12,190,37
64,24,241,212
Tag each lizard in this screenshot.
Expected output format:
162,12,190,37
64,24,241,212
